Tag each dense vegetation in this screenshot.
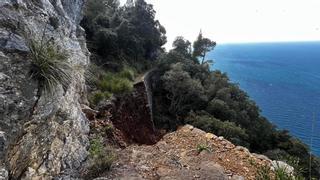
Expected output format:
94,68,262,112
82,0,320,179
153,35,320,179
82,0,166,105
81,0,166,70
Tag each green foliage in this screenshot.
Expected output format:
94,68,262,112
264,148,319,179
103,124,114,135
87,64,135,107
86,138,115,179
172,36,192,57
162,63,207,116
27,38,72,95
89,138,105,157
93,28,118,56
98,72,133,94
153,35,320,179
186,112,248,145
256,165,272,180
196,144,211,153
89,91,112,106
192,31,216,64
255,163,303,180
91,92,105,105
81,0,166,71
86,154,114,178
117,67,136,81
274,167,294,180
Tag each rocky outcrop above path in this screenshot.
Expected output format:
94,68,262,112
0,0,89,179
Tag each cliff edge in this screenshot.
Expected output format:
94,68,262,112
97,125,278,179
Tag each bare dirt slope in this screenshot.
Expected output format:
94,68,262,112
102,125,271,180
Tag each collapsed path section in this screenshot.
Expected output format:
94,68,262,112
110,70,158,145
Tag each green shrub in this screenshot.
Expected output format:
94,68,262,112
98,73,133,95
274,167,294,180
90,92,105,106
98,75,113,92
256,165,272,180
255,163,304,180
111,78,133,94
89,91,112,106
196,144,211,153
118,67,136,81
104,91,112,99
103,124,114,135
86,138,115,179
86,154,114,178
89,138,104,157
186,112,248,145
27,38,72,95
94,28,118,56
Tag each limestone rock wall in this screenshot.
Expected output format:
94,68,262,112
0,0,90,179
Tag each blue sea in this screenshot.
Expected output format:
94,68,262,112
209,42,320,155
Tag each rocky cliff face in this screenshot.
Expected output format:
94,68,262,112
0,0,89,179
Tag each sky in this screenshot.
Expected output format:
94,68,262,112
120,0,320,49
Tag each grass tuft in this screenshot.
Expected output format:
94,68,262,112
196,144,211,153
85,138,115,179
27,38,72,95
98,72,133,94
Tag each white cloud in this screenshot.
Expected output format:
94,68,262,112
120,0,320,49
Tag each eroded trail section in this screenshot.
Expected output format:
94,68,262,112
102,125,272,180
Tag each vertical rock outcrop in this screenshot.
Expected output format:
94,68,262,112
0,0,89,179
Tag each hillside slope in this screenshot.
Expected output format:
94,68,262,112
98,125,289,180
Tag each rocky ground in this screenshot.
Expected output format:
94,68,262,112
97,125,273,180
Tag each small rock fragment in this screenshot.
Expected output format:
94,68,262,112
205,133,216,140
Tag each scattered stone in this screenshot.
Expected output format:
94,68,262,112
192,127,206,135
184,124,194,131
225,144,235,149
221,141,228,146
205,133,217,140
81,104,99,121
199,161,228,179
0,168,8,180
194,174,200,178
0,73,9,81
218,136,224,141
231,175,245,180
235,146,250,154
